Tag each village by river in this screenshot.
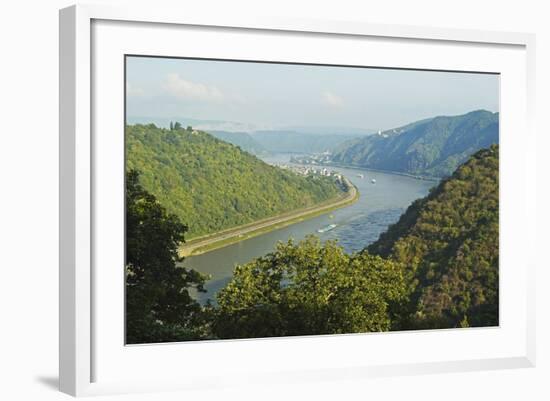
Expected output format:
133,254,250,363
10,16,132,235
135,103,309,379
182,153,437,304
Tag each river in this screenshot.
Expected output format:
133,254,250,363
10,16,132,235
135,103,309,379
182,153,437,304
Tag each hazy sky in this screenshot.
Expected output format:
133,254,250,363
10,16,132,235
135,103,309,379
126,56,499,131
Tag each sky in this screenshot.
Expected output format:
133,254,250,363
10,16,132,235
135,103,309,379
126,56,499,132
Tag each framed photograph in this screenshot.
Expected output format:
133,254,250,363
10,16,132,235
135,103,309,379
59,4,536,396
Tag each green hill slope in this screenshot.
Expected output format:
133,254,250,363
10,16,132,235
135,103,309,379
367,145,499,329
331,110,499,178
126,124,343,239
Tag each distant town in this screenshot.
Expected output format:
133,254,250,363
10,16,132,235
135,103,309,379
290,151,333,166
269,161,355,193
272,162,340,178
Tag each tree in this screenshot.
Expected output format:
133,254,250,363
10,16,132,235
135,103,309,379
125,170,209,343
173,121,182,130
213,236,406,339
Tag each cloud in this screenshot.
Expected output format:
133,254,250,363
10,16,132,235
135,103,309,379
126,83,144,97
322,91,344,108
163,73,224,102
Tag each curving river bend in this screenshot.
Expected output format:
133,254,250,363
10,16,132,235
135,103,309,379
182,153,437,304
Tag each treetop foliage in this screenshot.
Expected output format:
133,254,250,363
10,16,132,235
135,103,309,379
214,236,407,339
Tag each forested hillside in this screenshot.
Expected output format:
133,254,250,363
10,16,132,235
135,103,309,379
126,124,342,239
331,110,498,178
367,145,499,329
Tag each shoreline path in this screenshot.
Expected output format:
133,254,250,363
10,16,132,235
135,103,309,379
179,178,358,256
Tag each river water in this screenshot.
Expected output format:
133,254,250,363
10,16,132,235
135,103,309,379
183,153,436,304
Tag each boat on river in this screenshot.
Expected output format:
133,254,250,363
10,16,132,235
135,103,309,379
371,178,376,184
317,224,337,233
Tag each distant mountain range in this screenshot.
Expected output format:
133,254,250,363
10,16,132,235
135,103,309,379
127,116,372,155
127,116,373,136
330,110,499,178
210,130,367,155
250,130,364,154
209,131,268,155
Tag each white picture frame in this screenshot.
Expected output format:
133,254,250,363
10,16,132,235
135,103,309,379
59,4,536,397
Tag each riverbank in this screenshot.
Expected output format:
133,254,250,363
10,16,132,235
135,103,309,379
301,161,441,182
179,179,359,257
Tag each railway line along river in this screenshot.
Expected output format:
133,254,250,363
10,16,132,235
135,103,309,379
182,153,437,304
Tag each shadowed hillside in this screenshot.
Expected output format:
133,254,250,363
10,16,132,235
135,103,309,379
368,145,499,329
